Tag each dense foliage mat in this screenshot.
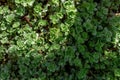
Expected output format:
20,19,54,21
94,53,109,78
0,0,120,80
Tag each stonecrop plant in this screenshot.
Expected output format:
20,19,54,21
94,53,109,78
0,0,120,80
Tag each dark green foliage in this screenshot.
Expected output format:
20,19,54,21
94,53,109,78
71,0,120,79
0,0,120,80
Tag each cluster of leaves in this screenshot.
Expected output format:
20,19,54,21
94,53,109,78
70,0,120,79
0,0,77,80
0,0,120,80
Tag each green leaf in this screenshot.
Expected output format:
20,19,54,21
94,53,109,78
38,20,47,26
49,28,62,42
56,12,63,19
81,32,88,40
5,14,15,23
34,4,42,14
73,58,82,67
17,40,24,48
8,45,18,53
49,15,59,24
49,44,60,51
77,69,88,79
52,0,59,5
114,69,120,77
1,22,6,30
15,0,21,4
12,22,20,28
16,6,25,16
1,37,8,44
46,63,57,72
78,44,85,53
60,23,69,33
95,40,104,52
0,6,9,14
77,37,85,44
19,0,35,7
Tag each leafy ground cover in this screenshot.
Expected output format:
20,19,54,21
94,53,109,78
0,0,120,80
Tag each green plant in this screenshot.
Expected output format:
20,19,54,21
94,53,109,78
0,0,120,80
